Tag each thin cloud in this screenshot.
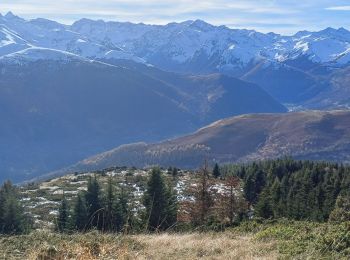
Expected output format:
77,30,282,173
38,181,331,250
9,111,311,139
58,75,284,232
0,0,349,34
325,6,350,11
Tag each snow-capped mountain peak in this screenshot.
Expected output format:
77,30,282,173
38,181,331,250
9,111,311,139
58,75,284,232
0,13,349,70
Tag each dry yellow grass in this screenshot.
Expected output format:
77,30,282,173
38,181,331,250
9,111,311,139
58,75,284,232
0,231,278,260
130,233,278,260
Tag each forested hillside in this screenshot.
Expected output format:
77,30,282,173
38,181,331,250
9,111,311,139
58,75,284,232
228,158,350,221
1,158,349,258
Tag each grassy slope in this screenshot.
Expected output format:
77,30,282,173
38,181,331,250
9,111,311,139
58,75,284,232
1,221,349,259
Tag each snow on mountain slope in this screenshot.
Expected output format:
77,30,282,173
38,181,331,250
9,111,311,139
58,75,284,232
0,47,91,63
0,23,30,56
287,28,350,64
70,18,350,69
0,13,349,70
0,12,145,63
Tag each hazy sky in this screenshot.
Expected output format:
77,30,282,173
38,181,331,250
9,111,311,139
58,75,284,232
1,0,350,34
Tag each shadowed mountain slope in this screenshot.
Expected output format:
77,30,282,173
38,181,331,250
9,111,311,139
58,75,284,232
0,58,285,182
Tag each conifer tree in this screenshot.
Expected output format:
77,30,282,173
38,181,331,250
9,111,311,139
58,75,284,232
85,175,103,229
56,195,69,232
143,168,177,231
0,181,29,234
73,193,88,231
2,195,27,234
270,178,282,217
115,188,129,232
255,190,273,219
104,177,115,231
243,174,256,205
213,163,221,178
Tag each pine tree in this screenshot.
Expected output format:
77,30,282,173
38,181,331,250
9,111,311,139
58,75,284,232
115,188,129,233
56,195,69,232
143,168,177,231
212,163,221,178
2,195,26,234
244,174,256,204
255,190,273,219
104,177,115,231
270,178,282,217
0,181,29,234
164,182,178,228
72,193,88,231
85,175,103,229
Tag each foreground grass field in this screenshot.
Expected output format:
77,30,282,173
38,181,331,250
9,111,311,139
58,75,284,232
0,221,349,259
0,231,277,259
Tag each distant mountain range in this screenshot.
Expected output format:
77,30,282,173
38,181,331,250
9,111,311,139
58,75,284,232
1,12,350,67
1,13,350,107
1,12,350,182
53,110,350,176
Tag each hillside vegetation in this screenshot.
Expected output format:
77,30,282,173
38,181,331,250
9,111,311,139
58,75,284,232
0,159,349,259
0,221,349,259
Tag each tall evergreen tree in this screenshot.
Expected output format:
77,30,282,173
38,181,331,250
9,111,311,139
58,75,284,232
0,181,29,234
85,175,103,229
56,195,69,232
255,190,273,219
2,196,27,234
72,193,88,231
212,163,221,178
243,174,256,205
104,177,116,231
115,188,129,233
143,168,177,231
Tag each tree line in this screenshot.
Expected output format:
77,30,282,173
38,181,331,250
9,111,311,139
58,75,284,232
56,168,179,233
224,158,350,221
1,159,350,235
56,165,246,233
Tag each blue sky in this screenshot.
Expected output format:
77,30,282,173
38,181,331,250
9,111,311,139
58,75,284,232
1,0,349,34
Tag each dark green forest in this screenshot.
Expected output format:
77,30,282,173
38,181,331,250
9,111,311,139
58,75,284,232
225,158,350,221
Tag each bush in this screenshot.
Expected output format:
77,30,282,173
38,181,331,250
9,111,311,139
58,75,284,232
315,222,350,256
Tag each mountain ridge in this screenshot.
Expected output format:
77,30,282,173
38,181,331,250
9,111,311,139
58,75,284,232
1,13,349,68
47,110,350,179
1,13,350,108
